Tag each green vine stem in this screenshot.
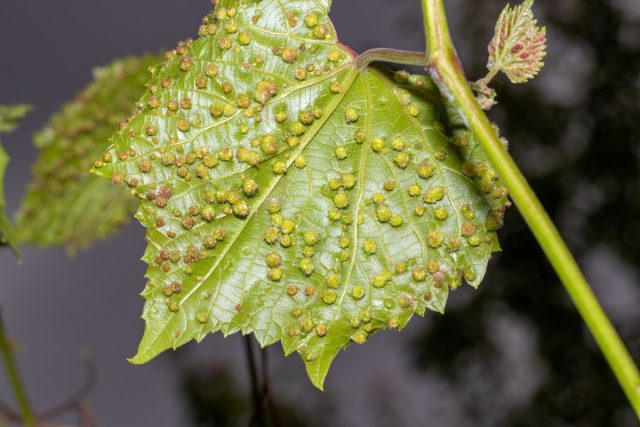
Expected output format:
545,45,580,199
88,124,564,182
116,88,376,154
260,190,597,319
419,0,640,417
0,310,37,426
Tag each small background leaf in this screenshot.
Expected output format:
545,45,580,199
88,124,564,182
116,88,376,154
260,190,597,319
93,0,508,389
16,55,160,253
487,0,547,84
0,104,31,258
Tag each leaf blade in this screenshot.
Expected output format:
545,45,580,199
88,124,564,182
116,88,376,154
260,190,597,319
95,0,507,389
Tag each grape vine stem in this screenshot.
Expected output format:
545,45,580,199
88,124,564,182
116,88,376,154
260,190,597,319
0,310,37,426
420,0,640,417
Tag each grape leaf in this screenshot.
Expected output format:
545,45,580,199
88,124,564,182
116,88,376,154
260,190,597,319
93,0,508,389
487,0,547,84
16,55,160,253
0,104,31,258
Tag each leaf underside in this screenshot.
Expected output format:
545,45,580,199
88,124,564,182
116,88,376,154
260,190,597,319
93,0,508,388
16,56,160,254
0,104,31,258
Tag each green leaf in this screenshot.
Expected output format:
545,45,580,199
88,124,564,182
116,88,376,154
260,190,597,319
93,0,508,389
16,55,161,253
0,104,31,258
487,0,547,84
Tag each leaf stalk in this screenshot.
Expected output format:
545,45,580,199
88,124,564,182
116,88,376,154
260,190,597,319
354,48,428,70
420,0,640,417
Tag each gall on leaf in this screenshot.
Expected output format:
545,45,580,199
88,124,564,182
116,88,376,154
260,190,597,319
487,0,547,84
16,55,161,254
93,0,509,389
0,104,32,259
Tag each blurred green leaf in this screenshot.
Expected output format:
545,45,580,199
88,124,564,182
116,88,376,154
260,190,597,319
0,104,31,258
16,55,161,253
93,0,508,389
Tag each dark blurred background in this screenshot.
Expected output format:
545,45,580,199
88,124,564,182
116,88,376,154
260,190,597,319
1,0,639,426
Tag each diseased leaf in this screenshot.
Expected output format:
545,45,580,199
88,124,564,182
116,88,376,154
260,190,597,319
487,0,547,84
93,0,508,389
0,104,31,258
16,55,160,253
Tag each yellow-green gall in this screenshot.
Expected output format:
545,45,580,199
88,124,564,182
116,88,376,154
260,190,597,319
391,138,405,151
424,186,445,204
300,258,314,276
413,267,427,282
327,48,341,62
177,119,191,132
341,173,356,189
371,137,385,153
279,234,293,248
335,146,348,160
264,226,279,244
345,108,359,123
352,331,367,345
294,67,307,80
291,307,303,318
242,178,258,197
371,193,385,205
261,134,279,154
281,219,296,234
196,313,209,324
303,230,319,246
265,252,282,268
287,136,300,148
328,209,342,221
329,80,342,93
395,261,408,274
394,152,410,168
272,161,287,175
268,268,282,282
325,273,341,289
408,183,421,197
390,215,403,227
372,274,386,288
238,31,251,45
333,192,349,209
376,206,391,223
434,207,449,221
290,121,305,136
351,285,365,300
363,239,377,255
467,235,481,247
427,260,440,274
427,231,444,248
322,289,337,305
304,12,319,27
406,103,420,117
417,161,433,179
313,25,329,39
275,111,287,123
